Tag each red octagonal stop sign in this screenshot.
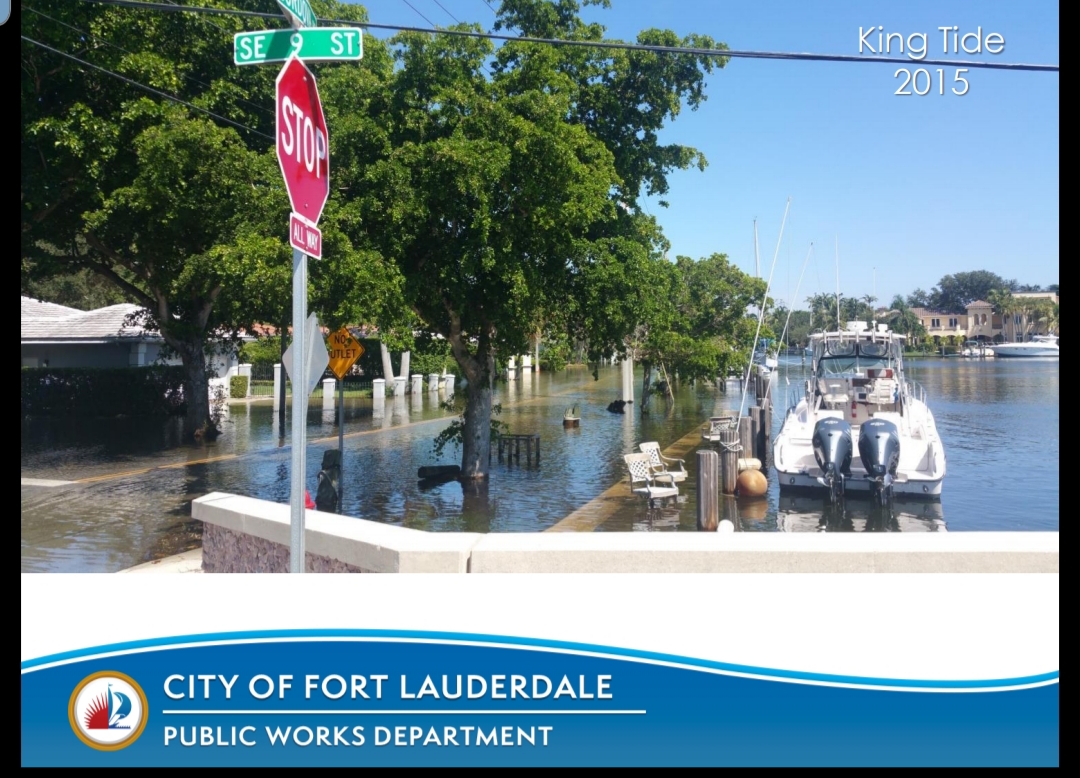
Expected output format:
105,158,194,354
276,55,329,227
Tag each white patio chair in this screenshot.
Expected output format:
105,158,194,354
638,441,687,482
623,453,679,506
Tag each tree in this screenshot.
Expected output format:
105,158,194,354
636,254,764,408
354,1,729,477
22,1,400,439
881,297,926,340
927,271,1016,313
906,289,930,308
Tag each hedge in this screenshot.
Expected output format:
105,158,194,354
22,366,188,418
230,375,249,398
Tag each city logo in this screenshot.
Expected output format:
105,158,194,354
68,671,148,751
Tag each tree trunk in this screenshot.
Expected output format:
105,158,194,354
178,341,214,441
460,361,493,479
640,361,653,412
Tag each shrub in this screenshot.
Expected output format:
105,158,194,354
229,375,249,398
22,366,187,417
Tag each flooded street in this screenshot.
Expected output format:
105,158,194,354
21,359,1058,572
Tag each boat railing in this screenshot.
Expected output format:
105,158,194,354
904,379,927,405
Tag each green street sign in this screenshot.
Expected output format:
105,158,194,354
276,0,316,29
234,28,364,66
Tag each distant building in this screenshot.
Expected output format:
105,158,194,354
909,291,1058,345
20,297,245,383
910,307,969,340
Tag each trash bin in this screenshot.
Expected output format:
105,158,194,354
315,449,342,512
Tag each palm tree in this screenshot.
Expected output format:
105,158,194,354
988,289,1017,340
1032,299,1057,337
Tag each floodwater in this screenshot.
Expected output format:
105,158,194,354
21,358,1058,572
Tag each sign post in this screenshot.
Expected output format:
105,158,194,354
327,327,365,509
277,54,330,573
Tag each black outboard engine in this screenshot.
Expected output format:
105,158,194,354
812,417,853,503
858,419,900,506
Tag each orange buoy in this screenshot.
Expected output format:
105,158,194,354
736,469,768,498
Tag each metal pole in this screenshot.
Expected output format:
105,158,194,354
290,247,307,574
338,377,344,512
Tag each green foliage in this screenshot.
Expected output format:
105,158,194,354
20,0,401,439
928,271,1017,313
238,337,282,367
22,366,187,417
539,336,572,371
22,267,131,310
432,401,508,459
229,375,248,398
634,253,766,383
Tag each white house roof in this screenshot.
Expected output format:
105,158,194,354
21,296,82,319
21,297,160,342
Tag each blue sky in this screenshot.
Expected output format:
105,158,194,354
354,1,1059,308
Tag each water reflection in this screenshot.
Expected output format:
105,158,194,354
21,358,1059,571
773,494,947,533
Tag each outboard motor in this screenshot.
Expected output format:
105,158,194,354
858,418,900,506
812,417,853,503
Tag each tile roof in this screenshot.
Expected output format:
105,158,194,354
966,300,991,308
21,296,81,319
21,297,159,341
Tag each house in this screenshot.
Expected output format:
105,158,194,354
963,300,1001,341
910,307,969,340
909,291,1058,345
20,297,245,381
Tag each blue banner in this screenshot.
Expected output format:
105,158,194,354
22,630,1058,766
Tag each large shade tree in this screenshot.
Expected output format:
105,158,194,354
354,0,729,477
21,0,400,439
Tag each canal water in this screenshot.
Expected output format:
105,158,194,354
21,359,1058,572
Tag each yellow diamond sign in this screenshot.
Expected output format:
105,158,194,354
327,327,365,380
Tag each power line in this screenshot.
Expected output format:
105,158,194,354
76,1,1060,72
431,0,461,25
25,5,275,118
480,0,496,14
400,1,436,29
21,35,274,141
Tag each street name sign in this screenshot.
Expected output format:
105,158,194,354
276,0,316,29
276,55,330,228
234,28,363,66
327,327,365,379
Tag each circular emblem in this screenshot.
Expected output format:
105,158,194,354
69,671,148,751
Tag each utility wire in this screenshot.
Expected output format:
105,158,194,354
400,0,436,29
21,35,274,141
481,0,497,14
431,0,461,25
77,1,1060,72
25,5,275,118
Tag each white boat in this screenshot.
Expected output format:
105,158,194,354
988,334,1058,358
773,321,946,501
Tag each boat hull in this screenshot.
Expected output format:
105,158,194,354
776,472,943,497
774,402,946,499
988,345,1058,358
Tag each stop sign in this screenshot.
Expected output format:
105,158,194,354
276,55,329,226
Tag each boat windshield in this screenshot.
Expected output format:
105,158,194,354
817,354,889,376
816,340,893,376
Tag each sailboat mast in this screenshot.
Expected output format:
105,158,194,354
754,219,760,278
834,235,841,330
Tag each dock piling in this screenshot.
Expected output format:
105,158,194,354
696,449,719,531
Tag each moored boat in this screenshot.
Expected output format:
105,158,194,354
989,334,1058,358
773,321,946,501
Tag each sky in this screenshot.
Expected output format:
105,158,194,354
353,1,1059,309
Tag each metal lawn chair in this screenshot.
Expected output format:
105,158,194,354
638,441,687,482
623,453,679,507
